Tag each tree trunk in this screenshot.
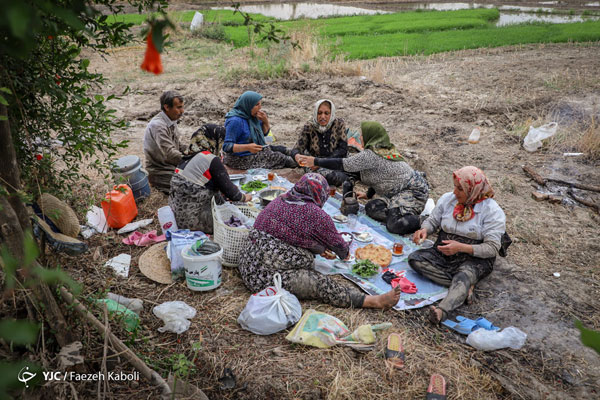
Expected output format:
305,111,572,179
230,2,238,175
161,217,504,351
0,103,30,233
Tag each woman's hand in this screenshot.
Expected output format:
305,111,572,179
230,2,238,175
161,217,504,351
355,191,368,200
437,240,468,256
243,193,253,202
297,155,315,167
412,228,428,244
246,143,264,154
257,110,270,133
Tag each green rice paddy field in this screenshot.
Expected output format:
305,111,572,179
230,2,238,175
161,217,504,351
109,8,600,58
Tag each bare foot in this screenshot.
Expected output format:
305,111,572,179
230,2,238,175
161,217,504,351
428,306,444,325
466,285,475,305
363,286,402,309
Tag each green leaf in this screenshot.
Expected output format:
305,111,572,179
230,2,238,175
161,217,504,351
32,266,82,295
94,94,104,102
23,231,39,267
0,88,11,95
81,59,90,69
51,7,86,31
6,2,31,39
0,320,39,345
0,361,43,392
575,320,600,354
0,95,8,106
0,116,7,121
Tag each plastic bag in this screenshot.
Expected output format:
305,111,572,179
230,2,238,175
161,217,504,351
237,273,302,335
285,309,392,349
523,122,558,152
166,229,208,273
95,299,140,332
190,11,203,31
214,202,253,227
466,326,527,351
152,301,196,334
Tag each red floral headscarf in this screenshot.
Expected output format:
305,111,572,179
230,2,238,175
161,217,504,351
281,173,329,208
452,166,495,222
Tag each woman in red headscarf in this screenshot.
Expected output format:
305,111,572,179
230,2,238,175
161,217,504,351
408,166,507,324
238,173,402,309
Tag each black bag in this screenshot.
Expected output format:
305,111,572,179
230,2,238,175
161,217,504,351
499,232,512,257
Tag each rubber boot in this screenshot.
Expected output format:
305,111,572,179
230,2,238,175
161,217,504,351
325,171,348,188
365,199,388,222
270,145,290,156
283,155,298,168
386,208,421,235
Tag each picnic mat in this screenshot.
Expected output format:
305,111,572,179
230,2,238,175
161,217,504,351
238,170,447,311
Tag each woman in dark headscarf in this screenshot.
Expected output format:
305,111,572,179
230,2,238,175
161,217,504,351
222,91,296,170
289,99,352,187
409,166,506,324
297,121,429,235
238,173,401,309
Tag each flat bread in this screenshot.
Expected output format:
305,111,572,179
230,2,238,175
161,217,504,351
355,244,392,268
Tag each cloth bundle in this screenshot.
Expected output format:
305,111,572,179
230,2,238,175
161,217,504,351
382,269,417,294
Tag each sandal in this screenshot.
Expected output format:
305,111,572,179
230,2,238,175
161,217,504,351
384,333,405,369
441,316,481,335
426,374,447,400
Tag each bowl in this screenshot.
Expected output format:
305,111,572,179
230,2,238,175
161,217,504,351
258,189,285,207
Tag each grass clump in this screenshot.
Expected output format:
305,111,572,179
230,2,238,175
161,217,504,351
191,23,228,41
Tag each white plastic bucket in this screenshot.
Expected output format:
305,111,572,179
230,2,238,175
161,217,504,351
181,244,223,291
158,205,178,234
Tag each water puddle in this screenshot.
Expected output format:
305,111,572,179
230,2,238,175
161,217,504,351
213,2,599,26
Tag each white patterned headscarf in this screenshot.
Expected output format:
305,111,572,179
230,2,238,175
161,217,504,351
311,99,336,133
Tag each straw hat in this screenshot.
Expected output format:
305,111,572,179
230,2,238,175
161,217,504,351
138,243,172,284
39,193,80,238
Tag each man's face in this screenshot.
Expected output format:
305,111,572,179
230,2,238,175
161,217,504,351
164,97,184,121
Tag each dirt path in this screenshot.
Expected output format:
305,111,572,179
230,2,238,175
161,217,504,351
84,41,600,399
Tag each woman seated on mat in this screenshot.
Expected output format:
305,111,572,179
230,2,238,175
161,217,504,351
238,173,401,309
169,145,252,235
408,166,506,325
222,91,296,170
297,121,429,235
288,99,353,187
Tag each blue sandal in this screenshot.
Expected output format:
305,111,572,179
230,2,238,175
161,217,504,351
441,316,481,335
472,317,500,331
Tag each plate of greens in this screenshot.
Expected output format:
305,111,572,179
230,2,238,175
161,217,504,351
351,259,379,278
241,180,268,192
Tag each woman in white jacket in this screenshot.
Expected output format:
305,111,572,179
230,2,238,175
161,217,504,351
409,166,506,325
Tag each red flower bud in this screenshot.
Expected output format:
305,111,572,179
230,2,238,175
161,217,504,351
36,154,43,160
140,30,163,75
55,74,61,85
48,35,54,40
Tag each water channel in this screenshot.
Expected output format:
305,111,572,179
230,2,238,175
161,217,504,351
213,2,600,26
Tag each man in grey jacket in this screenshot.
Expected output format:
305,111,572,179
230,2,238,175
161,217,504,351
143,91,186,193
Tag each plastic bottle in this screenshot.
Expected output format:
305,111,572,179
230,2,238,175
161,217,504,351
468,127,481,144
106,292,143,314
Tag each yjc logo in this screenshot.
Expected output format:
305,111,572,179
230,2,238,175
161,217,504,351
17,366,36,388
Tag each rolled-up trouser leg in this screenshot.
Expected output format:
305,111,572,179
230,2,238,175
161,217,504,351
386,207,421,235
437,264,478,314
365,199,388,222
279,269,365,308
269,145,291,156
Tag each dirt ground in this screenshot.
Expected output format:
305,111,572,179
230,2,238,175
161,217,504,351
63,28,600,400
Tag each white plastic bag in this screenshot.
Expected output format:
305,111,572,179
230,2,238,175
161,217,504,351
152,301,197,334
237,273,302,335
523,122,558,152
190,12,204,31
466,326,527,351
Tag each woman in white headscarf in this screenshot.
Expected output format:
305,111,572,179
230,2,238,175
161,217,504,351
288,99,352,187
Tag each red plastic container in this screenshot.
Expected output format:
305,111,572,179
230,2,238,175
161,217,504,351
101,184,138,229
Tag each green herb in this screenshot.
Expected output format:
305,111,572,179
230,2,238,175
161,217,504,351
241,180,268,192
351,259,379,278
